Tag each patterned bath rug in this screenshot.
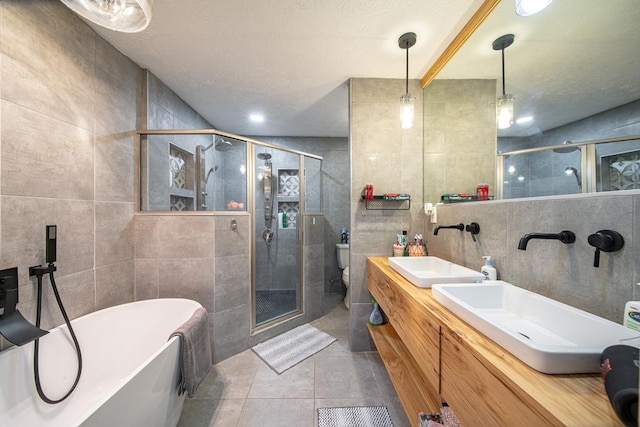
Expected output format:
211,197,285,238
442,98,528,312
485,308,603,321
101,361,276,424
317,406,394,427
252,324,336,374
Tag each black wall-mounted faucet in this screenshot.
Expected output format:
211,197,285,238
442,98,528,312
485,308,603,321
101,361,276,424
587,230,624,267
434,223,464,236
465,223,480,242
517,230,576,250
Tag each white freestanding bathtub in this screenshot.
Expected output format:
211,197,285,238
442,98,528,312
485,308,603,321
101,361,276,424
0,298,203,427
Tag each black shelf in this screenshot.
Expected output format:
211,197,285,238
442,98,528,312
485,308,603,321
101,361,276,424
361,195,411,210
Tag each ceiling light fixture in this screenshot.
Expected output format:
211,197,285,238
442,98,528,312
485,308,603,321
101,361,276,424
249,114,265,123
515,0,554,16
398,32,417,129
493,34,515,130
60,0,153,33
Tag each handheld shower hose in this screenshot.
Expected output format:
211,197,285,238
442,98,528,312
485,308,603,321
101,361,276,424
30,263,82,404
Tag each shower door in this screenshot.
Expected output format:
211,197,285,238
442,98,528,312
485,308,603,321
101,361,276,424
253,146,302,328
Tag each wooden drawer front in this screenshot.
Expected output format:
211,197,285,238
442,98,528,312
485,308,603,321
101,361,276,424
440,331,559,427
368,323,441,424
368,263,440,393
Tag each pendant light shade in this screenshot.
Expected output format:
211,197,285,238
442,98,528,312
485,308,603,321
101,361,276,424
60,0,154,33
493,34,515,130
515,0,554,16
398,32,417,129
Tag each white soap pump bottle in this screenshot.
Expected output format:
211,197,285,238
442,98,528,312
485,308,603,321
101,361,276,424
481,256,497,281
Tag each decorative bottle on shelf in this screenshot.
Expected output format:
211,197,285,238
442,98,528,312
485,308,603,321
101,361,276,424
369,298,384,326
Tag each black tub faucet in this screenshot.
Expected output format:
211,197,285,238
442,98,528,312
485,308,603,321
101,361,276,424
517,231,576,250
434,223,464,236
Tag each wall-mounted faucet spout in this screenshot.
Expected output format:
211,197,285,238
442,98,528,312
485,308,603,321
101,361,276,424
434,223,464,236
0,267,48,346
517,230,576,250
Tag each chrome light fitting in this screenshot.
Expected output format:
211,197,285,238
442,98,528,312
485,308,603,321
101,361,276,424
493,34,515,130
398,32,417,129
515,0,554,16
60,0,153,33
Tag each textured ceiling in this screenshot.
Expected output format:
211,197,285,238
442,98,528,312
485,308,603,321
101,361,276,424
437,0,640,137
88,0,484,137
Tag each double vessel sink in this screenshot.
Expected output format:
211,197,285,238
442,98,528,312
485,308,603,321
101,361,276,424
387,256,640,374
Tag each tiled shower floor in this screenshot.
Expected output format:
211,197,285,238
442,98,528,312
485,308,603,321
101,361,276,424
177,302,411,427
255,289,297,325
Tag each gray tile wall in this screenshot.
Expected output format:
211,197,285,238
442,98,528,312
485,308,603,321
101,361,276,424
349,78,424,351
427,191,640,323
0,1,139,349
423,79,497,205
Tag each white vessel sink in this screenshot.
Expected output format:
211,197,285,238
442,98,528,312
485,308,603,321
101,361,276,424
387,256,485,288
432,281,640,374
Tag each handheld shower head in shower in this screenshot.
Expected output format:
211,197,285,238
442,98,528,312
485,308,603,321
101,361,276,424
564,166,581,186
257,152,272,161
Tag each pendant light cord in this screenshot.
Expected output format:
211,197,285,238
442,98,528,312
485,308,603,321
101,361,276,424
33,267,83,404
501,48,506,96
405,42,409,94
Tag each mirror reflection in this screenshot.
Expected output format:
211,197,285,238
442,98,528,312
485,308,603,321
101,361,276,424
428,0,640,200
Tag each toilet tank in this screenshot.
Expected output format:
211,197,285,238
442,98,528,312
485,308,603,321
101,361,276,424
336,243,349,269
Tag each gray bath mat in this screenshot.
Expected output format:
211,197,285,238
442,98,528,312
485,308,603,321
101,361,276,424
318,406,394,427
252,324,336,374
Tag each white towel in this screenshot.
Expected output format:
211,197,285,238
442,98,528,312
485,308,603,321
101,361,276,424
170,307,212,397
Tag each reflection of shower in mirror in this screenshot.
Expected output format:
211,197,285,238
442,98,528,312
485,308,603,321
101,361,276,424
565,166,581,186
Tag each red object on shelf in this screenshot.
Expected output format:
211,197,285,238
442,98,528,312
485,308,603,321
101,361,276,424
365,184,374,200
477,184,489,200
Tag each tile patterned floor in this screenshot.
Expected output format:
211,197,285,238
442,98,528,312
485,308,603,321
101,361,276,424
177,303,411,427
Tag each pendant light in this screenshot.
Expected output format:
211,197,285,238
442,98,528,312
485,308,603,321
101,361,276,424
60,0,154,33
398,32,417,129
515,0,554,16
493,34,515,130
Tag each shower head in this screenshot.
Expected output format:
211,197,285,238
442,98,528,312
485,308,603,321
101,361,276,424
553,140,580,154
257,152,272,161
215,138,232,151
565,166,581,186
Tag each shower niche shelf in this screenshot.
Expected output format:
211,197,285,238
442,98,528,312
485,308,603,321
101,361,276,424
361,195,411,210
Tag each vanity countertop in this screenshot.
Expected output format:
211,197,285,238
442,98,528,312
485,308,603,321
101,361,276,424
367,256,623,427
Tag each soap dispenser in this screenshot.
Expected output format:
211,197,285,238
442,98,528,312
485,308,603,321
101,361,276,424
481,256,497,281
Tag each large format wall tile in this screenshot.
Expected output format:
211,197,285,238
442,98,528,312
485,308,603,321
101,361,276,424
1,196,94,282
96,260,135,310
94,67,137,137
214,255,251,312
95,36,139,91
135,258,159,301
95,135,135,203
1,1,96,131
95,202,135,267
157,216,215,259
158,258,215,311
1,102,94,200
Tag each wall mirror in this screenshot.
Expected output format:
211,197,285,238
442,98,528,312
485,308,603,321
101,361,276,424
426,0,640,200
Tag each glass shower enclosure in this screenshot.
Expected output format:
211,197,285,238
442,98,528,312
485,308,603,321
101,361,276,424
138,130,323,332
253,146,302,327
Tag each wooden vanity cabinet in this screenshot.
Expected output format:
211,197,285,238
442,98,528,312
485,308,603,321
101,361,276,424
367,257,623,427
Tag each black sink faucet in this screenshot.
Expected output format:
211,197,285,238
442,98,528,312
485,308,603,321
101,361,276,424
517,231,576,250
434,223,464,236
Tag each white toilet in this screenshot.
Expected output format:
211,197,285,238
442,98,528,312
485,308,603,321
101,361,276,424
336,243,350,308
